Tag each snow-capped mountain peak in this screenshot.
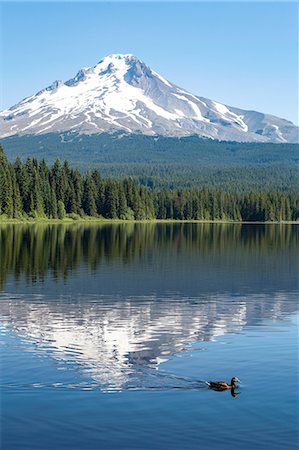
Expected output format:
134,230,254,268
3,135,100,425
0,53,298,142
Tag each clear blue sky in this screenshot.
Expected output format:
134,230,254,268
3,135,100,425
1,1,298,124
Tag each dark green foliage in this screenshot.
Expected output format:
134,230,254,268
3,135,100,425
2,133,299,192
57,200,66,220
0,146,298,222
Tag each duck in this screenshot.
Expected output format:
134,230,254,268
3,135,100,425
207,377,241,391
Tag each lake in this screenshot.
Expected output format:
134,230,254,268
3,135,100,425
0,223,298,450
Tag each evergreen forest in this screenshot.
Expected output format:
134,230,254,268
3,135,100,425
2,133,298,191
0,145,298,222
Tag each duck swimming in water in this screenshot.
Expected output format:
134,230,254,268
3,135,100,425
207,377,241,391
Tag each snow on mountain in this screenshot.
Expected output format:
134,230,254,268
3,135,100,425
0,53,298,142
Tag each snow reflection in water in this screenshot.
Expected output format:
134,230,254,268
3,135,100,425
1,291,297,391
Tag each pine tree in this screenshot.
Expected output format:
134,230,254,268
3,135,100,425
83,176,97,216
57,200,66,220
10,167,22,218
0,146,13,217
104,181,118,219
50,184,58,218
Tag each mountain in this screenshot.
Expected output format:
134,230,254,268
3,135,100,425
1,54,298,143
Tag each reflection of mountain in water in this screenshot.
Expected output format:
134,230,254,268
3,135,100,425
1,223,298,389
1,291,297,390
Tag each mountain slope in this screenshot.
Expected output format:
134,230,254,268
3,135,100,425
2,133,298,192
0,54,298,142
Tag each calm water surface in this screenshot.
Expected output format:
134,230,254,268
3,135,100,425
0,223,298,450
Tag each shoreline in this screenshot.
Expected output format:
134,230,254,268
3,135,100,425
0,218,297,225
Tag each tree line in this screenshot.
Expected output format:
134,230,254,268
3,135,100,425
3,132,298,191
0,146,298,221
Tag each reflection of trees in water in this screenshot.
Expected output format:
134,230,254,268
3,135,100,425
0,223,297,288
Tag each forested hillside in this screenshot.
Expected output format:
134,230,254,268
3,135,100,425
0,146,298,222
2,133,298,191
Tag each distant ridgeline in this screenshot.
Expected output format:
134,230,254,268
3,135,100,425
0,145,298,222
1,132,299,191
